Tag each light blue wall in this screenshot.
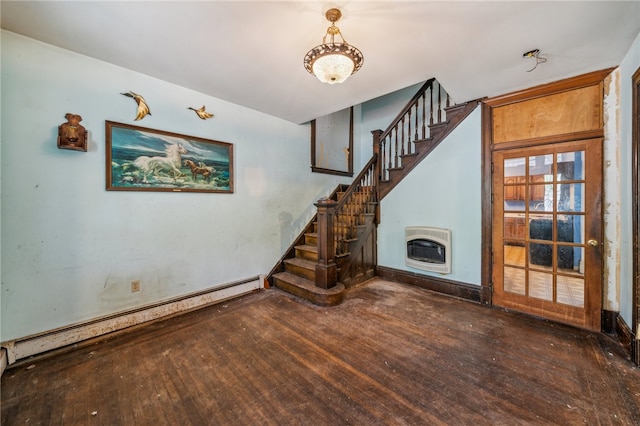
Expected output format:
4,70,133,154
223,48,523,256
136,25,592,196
0,31,346,341
619,32,640,328
376,109,482,285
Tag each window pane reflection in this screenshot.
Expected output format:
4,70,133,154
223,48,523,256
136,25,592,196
504,158,526,177
557,214,583,244
556,246,584,276
529,242,553,267
504,267,525,295
557,275,584,307
529,270,553,301
504,244,525,267
557,151,585,181
529,154,553,179
529,185,553,212
557,183,584,212
529,215,553,242
504,213,526,240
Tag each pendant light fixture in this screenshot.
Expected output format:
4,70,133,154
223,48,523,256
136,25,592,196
303,8,364,84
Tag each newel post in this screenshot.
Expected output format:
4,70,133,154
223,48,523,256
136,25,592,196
314,198,338,289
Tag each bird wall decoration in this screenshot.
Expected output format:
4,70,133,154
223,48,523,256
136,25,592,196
121,91,151,121
188,105,214,120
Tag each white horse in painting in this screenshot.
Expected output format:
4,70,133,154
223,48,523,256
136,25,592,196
133,143,187,183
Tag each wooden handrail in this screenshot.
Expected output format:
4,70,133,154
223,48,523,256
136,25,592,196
380,78,435,140
376,79,453,183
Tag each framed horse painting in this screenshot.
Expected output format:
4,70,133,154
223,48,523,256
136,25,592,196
106,121,233,193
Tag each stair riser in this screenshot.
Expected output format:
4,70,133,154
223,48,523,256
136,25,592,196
305,234,318,245
285,262,316,281
295,247,318,261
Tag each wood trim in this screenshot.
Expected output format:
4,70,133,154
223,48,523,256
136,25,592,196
602,309,618,334
490,129,604,152
310,166,353,177
484,68,615,107
481,102,493,305
311,107,354,176
376,265,489,304
616,313,634,357
632,66,640,367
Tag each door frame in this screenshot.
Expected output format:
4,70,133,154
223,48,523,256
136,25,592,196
632,66,640,365
481,69,614,327
491,140,603,330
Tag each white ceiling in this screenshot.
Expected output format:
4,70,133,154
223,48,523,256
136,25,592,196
2,1,639,124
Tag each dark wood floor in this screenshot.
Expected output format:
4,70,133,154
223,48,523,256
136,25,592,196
2,278,639,425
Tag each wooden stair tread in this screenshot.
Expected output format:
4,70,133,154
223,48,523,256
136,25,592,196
272,272,345,306
295,244,317,252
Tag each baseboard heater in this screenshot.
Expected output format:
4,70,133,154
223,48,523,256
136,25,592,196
1,276,263,369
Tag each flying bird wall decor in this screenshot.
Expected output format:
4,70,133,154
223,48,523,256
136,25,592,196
121,91,151,121
188,105,214,120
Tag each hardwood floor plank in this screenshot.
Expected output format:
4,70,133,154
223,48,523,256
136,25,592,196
2,278,639,425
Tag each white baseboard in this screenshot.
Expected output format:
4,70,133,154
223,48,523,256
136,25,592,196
1,276,263,367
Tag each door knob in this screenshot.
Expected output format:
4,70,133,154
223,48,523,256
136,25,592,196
587,239,599,247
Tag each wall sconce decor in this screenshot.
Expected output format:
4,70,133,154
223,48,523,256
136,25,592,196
57,113,87,152
303,8,364,84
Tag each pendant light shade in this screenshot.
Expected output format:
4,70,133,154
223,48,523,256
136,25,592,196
304,8,364,84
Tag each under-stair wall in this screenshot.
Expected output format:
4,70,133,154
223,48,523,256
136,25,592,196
376,106,483,286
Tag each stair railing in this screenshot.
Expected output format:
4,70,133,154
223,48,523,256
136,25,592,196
377,78,452,182
314,78,455,290
315,154,379,289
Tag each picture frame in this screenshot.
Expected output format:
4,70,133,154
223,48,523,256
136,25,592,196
106,121,233,193
311,106,353,177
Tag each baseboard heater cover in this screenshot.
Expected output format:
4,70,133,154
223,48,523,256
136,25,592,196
1,276,263,366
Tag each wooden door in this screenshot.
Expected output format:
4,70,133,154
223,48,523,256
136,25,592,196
492,139,603,331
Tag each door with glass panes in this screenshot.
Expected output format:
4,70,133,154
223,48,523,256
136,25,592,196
492,139,602,331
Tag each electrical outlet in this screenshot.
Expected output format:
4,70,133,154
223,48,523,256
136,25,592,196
131,280,141,292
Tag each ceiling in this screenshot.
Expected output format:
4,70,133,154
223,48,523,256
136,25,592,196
2,1,639,124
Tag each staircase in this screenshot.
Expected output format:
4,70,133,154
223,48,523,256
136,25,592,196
270,185,349,306
268,79,480,306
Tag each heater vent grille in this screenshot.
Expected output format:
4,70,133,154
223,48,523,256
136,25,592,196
405,227,452,274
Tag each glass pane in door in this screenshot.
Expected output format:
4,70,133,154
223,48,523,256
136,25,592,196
557,275,584,307
557,151,585,180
